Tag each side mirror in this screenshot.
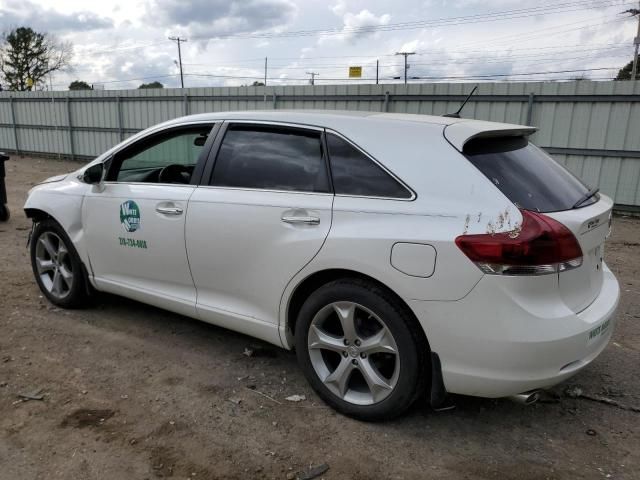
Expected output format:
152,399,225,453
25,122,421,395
82,163,104,185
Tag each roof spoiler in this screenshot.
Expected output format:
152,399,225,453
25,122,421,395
444,121,537,152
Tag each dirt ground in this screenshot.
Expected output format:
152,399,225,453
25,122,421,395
0,155,639,480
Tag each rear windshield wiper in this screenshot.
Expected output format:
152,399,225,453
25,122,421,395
572,187,599,209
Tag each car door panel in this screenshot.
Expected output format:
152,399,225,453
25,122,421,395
82,124,216,317
186,188,332,326
83,183,197,315
185,122,334,334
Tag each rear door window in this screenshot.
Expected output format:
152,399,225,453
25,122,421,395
464,137,597,213
211,125,329,193
326,133,412,199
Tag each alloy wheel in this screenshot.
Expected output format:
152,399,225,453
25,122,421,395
307,301,400,405
34,231,73,299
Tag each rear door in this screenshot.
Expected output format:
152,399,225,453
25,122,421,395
186,122,333,333
463,139,611,313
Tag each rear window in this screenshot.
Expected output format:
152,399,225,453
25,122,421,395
327,133,412,199
464,137,597,213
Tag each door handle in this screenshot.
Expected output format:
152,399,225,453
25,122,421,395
156,206,184,215
281,215,320,225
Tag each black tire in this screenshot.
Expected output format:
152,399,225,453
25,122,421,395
0,204,9,221
295,278,428,421
30,218,90,308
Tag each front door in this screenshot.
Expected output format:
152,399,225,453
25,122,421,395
83,124,214,317
186,123,333,342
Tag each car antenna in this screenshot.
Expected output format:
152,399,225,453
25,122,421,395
443,85,478,119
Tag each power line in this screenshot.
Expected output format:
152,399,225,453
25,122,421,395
189,0,633,40
72,41,167,58
176,42,628,69
182,66,619,81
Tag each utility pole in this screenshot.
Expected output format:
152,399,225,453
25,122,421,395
306,71,319,85
168,36,187,88
624,3,640,80
264,57,268,86
376,59,379,85
395,52,415,85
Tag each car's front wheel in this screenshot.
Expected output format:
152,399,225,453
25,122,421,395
30,219,89,308
295,278,427,421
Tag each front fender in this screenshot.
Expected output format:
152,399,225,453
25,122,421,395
24,178,91,270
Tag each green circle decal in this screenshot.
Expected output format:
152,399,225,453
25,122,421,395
120,200,141,233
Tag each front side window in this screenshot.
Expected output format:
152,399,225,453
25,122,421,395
211,125,329,193
109,126,211,184
326,133,412,199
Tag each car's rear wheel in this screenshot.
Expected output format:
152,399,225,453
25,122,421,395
295,278,427,421
30,219,89,308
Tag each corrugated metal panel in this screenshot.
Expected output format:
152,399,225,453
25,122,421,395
0,80,639,206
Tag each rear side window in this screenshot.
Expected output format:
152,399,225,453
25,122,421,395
464,137,597,213
326,133,412,199
211,125,329,193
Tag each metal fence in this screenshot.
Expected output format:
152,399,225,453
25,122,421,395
1,80,639,207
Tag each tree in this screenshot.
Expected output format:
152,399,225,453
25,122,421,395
68,80,92,90
251,81,265,86
615,60,639,81
0,27,72,91
138,81,164,89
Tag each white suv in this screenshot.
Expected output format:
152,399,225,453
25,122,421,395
24,111,620,420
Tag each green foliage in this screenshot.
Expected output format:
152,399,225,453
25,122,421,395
138,81,164,89
0,27,72,91
68,80,92,90
615,60,639,81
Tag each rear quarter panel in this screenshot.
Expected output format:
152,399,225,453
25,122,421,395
280,119,521,345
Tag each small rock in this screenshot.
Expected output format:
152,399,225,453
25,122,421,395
285,394,306,403
229,397,242,405
286,472,295,480
586,429,597,436
564,386,583,398
297,463,330,480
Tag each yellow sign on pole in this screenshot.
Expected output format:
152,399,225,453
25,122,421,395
348,66,362,78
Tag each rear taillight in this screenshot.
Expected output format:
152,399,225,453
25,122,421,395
455,209,583,275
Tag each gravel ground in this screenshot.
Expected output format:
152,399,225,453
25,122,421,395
0,155,639,480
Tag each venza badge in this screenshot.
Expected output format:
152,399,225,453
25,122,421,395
120,200,141,233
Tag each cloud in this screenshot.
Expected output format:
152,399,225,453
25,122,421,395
330,1,348,16
81,50,180,89
0,0,113,33
146,0,297,38
320,8,391,44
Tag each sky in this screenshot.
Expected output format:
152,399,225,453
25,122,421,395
0,0,638,90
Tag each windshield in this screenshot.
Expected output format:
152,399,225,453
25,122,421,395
464,137,598,213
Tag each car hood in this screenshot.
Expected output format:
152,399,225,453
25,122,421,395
38,173,69,185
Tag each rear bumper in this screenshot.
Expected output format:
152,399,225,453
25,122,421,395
409,265,620,398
